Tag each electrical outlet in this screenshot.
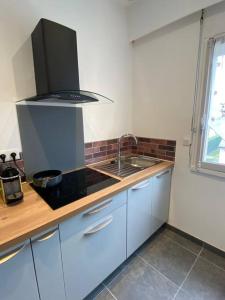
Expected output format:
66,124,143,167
0,149,21,162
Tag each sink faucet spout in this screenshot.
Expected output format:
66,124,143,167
118,134,138,169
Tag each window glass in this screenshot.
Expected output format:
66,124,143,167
202,38,225,165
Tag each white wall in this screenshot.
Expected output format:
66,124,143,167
133,2,225,251
128,0,224,41
0,0,133,151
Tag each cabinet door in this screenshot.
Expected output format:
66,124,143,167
0,240,40,300
67,191,126,234
127,178,153,257
152,169,171,233
31,227,66,300
60,205,126,300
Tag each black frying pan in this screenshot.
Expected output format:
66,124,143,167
33,170,62,188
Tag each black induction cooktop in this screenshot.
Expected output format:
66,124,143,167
31,168,120,210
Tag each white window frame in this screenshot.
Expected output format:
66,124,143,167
191,32,225,178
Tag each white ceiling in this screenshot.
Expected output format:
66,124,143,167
128,0,225,41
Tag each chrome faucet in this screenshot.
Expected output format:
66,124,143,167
118,134,138,169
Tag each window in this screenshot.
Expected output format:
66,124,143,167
192,35,225,176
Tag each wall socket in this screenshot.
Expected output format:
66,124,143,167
0,149,21,162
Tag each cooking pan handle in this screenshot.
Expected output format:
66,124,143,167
41,178,49,188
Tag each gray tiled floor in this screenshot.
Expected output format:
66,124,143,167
86,227,225,300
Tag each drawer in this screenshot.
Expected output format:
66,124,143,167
60,190,127,237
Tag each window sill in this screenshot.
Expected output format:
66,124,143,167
191,165,225,179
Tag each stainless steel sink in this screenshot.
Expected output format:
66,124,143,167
95,156,161,178
124,156,161,168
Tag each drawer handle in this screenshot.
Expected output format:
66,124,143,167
83,199,113,216
0,243,26,265
131,179,150,190
84,216,113,236
36,228,58,242
156,170,170,178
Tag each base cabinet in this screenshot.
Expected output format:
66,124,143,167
0,241,40,300
60,193,127,300
127,169,172,257
127,178,153,257
31,227,66,300
0,168,172,300
152,169,171,232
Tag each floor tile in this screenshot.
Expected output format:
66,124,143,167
107,255,177,300
84,284,105,300
103,253,135,286
164,228,202,255
174,289,192,300
182,257,225,300
138,233,196,285
95,289,115,300
201,247,225,270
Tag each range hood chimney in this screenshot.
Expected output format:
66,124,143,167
17,19,112,106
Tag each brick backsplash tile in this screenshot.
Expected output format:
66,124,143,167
152,138,168,145
138,137,150,143
107,145,113,151
85,136,176,164
85,154,93,160
165,156,175,161
85,142,93,149
112,144,118,150
167,140,176,146
107,149,117,155
93,141,107,147
158,145,175,151
84,148,94,155
107,139,117,145
166,151,175,157
93,151,107,158
100,146,107,151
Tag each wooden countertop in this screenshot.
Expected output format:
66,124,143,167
0,160,173,251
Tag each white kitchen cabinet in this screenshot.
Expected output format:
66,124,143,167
127,178,153,257
31,227,66,300
0,240,40,300
152,169,172,232
59,192,127,300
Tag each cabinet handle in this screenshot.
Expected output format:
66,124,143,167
156,170,170,178
36,228,58,242
131,179,150,190
84,216,113,236
83,199,113,216
0,243,26,265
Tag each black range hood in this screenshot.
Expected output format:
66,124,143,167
18,19,113,105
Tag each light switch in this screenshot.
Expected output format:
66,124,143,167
183,137,191,146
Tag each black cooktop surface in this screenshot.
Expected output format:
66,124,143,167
31,168,120,210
